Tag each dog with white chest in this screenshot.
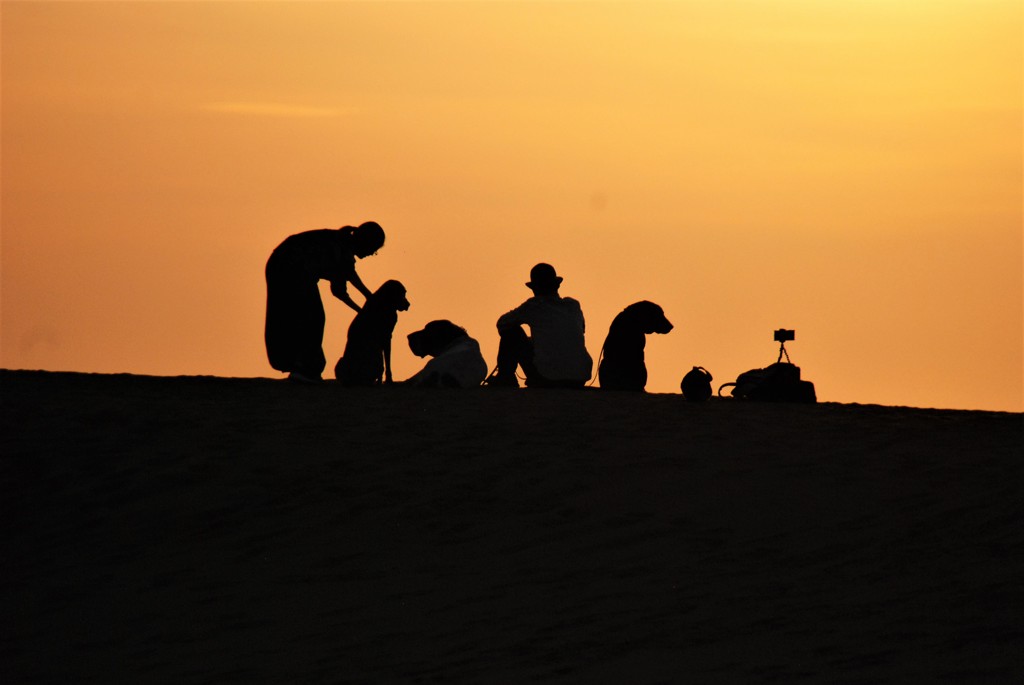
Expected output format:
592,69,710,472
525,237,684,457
405,320,488,388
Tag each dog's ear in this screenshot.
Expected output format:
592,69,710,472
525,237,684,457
408,328,430,357
613,304,636,325
624,301,672,334
619,301,649,326
412,321,444,357
379,279,403,296
639,301,673,334
421,321,444,354
431,320,467,347
379,280,410,311
446,321,468,342
397,290,410,311
419,320,466,354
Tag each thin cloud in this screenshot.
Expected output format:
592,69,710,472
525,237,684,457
201,102,351,118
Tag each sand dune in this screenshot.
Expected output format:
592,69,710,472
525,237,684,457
2,370,1021,683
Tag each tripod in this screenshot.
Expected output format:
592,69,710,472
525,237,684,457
777,340,792,364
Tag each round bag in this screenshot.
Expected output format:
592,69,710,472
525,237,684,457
681,366,713,402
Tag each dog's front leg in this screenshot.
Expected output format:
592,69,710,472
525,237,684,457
383,338,394,384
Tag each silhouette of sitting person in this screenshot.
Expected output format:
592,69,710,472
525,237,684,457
405,320,488,388
264,221,385,382
485,263,593,388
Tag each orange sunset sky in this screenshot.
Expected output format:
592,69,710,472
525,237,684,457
2,1,1021,411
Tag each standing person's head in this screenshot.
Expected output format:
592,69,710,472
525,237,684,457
349,221,386,258
526,263,563,296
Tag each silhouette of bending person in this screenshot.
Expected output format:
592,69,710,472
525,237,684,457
264,222,385,382
485,263,593,388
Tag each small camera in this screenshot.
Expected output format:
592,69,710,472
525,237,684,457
774,329,795,343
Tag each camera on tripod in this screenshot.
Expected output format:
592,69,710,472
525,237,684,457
774,329,795,343
774,329,795,363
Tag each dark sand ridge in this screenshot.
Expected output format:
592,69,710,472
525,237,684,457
2,370,1021,683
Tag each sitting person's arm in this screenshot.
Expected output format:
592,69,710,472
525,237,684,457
497,301,531,331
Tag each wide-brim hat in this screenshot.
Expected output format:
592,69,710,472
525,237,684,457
526,263,563,290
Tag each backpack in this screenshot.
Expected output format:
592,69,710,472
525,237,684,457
680,366,713,402
718,362,816,403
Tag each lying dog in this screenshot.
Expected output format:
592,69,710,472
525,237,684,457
405,320,488,388
598,301,673,392
335,280,410,386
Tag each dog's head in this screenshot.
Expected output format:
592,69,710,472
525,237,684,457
373,280,410,312
408,320,468,358
620,301,673,334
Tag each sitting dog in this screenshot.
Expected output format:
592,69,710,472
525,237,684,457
335,280,410,386
405,320,488,388
598,301,673,392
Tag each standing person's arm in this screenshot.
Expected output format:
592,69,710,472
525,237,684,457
328,238,371,309
349,268,373,300
330,280,362,312
328,249,369,312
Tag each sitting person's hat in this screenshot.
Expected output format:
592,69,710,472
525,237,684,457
527,263,563,290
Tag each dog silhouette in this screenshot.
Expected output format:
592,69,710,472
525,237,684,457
335,280,410,386
405,320,488,388
598,301,673,392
